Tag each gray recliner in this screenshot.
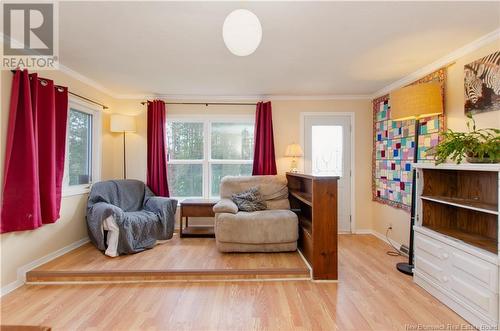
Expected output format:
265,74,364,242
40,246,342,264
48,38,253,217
86,179,177,256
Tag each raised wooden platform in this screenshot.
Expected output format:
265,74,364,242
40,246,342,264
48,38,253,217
27,234,310,283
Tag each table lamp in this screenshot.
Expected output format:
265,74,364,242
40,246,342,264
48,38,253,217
390,82,443,276
285,143,303,173
110,114,136,179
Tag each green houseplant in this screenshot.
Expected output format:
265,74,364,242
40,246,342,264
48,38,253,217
431,114,500,164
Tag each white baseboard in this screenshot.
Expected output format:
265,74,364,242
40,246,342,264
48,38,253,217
353,229,373,235
1,237,89,297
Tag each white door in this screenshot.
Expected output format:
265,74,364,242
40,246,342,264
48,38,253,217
303,114,352,233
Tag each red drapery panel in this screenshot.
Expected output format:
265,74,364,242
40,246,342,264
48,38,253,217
147,100,169,197
252,101,277,175
1,70,68,233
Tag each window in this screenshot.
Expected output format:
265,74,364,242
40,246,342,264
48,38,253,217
167,116,254,199
63,98,101,196
312,125,343,176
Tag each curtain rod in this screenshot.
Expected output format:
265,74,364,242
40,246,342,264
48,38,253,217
10,70,109,110
141,101,257,106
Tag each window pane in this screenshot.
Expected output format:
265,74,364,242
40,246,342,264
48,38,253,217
210,164,253,197
68,109,92,186
167,164,203,197
167,122,203,160
312,125,343,176
211,123,254,160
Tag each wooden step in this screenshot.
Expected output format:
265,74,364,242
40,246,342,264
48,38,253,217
26,268,311,283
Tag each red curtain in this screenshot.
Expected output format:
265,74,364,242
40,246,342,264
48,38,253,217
1,70,68,233
147,100,169,197
252,101,277,175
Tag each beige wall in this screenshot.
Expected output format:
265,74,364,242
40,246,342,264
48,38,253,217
372,40,500,246
115,98,373,231
0,69,120,288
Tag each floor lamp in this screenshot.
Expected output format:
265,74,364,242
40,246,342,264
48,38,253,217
389,82,443,276
110,114,136,179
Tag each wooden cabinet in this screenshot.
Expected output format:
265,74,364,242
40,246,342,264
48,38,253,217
286,172,339,280
413,163,499,328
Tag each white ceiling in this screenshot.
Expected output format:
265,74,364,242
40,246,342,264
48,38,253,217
59,1,500,97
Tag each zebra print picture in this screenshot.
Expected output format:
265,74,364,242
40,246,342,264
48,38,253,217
464,51,500,114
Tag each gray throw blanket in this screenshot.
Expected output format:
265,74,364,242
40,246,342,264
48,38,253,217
86,180,177,255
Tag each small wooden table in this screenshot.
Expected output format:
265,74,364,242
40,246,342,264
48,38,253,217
179,199,218,238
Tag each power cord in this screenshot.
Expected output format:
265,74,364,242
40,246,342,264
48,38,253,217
385,227,403,256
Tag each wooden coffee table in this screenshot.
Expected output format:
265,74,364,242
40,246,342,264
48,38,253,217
179,199,218,238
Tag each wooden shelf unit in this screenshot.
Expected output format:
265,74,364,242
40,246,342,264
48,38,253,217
287,172,339,280
413,163,500,328
418,168,499,253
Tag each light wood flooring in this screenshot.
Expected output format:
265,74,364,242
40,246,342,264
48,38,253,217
1,235,469,330
27,234,310,282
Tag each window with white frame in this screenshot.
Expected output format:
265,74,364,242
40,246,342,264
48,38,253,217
63,98,101,196
166,116,254,199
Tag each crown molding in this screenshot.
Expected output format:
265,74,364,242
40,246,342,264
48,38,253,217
116,93,371,101
371,28,500,98
58,63,116,97
269,94,371,101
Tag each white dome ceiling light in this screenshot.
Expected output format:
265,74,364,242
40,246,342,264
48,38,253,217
223,9,262,56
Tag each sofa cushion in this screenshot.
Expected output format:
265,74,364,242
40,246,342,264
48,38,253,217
215,209,298,244
231,187,267,212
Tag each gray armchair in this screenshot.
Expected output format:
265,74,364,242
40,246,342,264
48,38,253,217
86,179,177,256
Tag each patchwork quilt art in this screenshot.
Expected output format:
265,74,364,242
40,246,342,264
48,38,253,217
372,72,445,210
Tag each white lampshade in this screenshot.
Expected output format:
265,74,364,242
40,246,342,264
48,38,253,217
390,82,443,121
285,144,304,157
223,9,262,56
110,114,136,132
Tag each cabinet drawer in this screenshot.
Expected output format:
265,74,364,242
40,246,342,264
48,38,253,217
449,248,498,293
414,255,446,285
415,228,498,293
449,275,498,321
415,233,448,260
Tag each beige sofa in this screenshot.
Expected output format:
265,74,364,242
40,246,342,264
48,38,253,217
213,175,298,252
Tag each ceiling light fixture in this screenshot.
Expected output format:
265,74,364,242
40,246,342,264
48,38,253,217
222,9,262,56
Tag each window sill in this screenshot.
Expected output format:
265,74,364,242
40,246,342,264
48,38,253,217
62,186,91,198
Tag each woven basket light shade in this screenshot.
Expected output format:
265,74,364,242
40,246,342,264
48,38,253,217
390,82,443,121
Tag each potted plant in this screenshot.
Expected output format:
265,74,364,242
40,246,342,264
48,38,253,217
431,114,500,164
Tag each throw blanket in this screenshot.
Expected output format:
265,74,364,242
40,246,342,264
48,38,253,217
86,180,177,255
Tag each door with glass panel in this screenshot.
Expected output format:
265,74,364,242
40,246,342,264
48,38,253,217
303,114,352,233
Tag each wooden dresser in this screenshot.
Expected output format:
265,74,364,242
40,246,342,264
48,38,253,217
413,163,499,328
286,172,339,280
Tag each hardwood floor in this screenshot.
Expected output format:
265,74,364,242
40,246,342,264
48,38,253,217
1,235,469,330
27,234,310,282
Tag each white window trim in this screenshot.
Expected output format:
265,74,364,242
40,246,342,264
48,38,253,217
62,97,102,197
167,114,254,200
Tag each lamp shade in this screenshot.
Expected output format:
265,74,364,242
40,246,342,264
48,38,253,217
110,114,136,132
285,143,304,157
390,82,443,121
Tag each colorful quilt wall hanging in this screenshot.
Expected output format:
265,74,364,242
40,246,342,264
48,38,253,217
372,69,446,211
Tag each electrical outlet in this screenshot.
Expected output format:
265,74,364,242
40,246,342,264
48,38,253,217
387,223,393,230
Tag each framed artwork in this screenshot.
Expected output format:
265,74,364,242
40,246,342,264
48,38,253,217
464,51,500,115
372,69,446,211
